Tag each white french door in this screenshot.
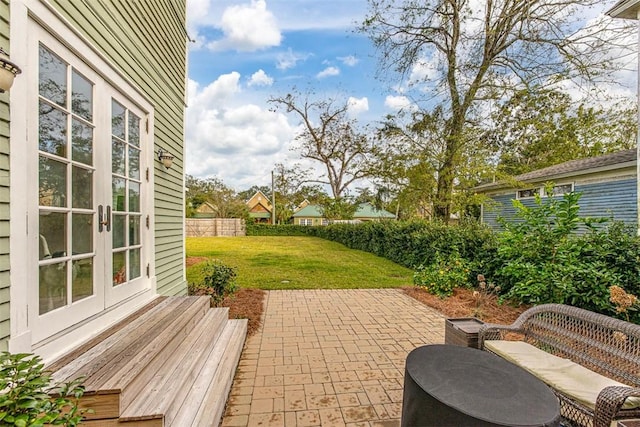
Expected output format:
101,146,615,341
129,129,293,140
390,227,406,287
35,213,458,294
29,25,152,342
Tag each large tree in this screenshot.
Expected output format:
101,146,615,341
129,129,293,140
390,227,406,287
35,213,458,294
185,175,247,219
484,88,637,176
269,92,376,200
360,0,632,222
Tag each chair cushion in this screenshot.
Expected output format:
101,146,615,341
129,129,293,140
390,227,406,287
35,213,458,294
484,340,640,410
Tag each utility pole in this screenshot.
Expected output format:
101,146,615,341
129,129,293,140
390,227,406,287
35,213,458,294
271,170,276,225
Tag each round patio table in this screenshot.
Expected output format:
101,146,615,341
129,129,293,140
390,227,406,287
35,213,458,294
401,344,561,427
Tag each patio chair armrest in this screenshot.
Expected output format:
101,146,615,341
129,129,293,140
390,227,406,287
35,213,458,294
594,385,640,427
478,323,524,349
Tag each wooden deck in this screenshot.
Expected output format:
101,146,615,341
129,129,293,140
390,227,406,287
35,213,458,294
47,296,247,426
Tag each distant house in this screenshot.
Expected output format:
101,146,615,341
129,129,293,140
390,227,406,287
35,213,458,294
246,190,272,223
193,201,217,218
475,149,637,229
292,202,396,226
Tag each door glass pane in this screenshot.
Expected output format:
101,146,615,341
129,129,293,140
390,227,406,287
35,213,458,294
39,211,67,314
39,45,67,107
40,262,67,314
129,182,140,213
72,166,92,209
130,249,141,280
39,212,67,259
112,214,126,248
72,213,93,255
112,139,125,175
113,251,126,286
73,258,93,303
72,119,93,166
128,147,140,179
129,114,140,147
113,177,126,211
129,216,140,246
71,70,93,121
112,100,126,139
39,157,67,207
39,102,67,157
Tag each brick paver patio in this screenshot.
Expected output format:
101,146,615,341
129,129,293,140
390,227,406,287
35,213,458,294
221,289,445,427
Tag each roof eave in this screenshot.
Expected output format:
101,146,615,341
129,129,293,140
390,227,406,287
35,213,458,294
475,160,637,193
607,0,640,19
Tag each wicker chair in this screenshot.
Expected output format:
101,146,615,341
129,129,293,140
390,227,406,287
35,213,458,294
478,304,640,427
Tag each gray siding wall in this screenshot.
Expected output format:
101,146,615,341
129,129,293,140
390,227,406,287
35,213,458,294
49,0,188,296
482,178,638,230
0,0,10,351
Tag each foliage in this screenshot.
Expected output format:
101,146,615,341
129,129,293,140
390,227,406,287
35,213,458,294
246,223,308,236
360,0,633,221
413,252,471,298
490,188,640,318
0,352,86,426
185,175,249,219
484,87,637,176
188,259,238,306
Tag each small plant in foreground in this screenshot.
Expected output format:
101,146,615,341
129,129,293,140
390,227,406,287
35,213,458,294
413,252,471,298
0,352,87,426
471,274,501,319
189,259,238,306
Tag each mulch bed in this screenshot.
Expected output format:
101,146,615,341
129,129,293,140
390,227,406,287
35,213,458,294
220,289,265,337
402,286,528,325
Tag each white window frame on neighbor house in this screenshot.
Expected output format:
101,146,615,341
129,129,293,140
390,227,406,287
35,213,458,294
9,0,157,357
300,218,313,226
516,183,574,200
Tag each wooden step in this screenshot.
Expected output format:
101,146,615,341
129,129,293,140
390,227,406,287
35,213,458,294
119,308,230,422
169,319,248,427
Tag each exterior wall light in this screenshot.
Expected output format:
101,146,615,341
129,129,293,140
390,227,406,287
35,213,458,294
0,48,21,92
157,149,174,169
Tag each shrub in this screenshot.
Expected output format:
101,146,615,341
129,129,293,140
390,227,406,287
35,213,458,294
188,259,238,306
413,252,472,298
0,352,87,426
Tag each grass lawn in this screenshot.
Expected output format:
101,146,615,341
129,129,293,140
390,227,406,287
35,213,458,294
186,236,414,290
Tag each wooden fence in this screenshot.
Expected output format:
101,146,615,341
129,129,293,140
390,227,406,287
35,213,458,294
185,218,246,237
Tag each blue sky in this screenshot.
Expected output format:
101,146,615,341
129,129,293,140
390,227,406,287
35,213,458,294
184,0,635,192
185,0,414,191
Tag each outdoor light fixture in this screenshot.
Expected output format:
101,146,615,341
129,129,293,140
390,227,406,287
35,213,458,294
0,48,21,92
157,149,174,169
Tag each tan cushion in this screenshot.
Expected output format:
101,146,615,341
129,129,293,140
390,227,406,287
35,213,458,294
484,340,640,410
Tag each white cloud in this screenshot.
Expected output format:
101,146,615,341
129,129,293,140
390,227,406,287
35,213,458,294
206,0,281,52
384,95,416,111
317,66,340,79
185,75,296,189
276,48,311,70
248,69,274,87
339,55,359,67
347,97,369,115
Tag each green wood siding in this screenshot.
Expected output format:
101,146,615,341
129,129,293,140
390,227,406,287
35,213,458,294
48,0,188,295
0,0,9,351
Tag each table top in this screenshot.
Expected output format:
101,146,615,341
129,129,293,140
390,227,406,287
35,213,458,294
405,344,560,426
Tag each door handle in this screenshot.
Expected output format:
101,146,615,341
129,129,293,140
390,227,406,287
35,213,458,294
105,205,111,232
98,205,112,232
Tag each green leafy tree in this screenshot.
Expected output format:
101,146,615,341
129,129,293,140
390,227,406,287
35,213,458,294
185,175,248,219
360,0,633,222
484,88,637,176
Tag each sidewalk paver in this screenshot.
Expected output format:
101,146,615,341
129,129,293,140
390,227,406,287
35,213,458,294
222,289,445,427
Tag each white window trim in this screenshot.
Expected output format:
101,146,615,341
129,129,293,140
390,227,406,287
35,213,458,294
516,182,575,200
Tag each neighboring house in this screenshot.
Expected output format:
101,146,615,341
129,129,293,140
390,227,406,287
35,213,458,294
246,190,272,223
292,202,396,226
475,149,638,229
3,2,246,424
193,201,217,218
607,0,640,235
